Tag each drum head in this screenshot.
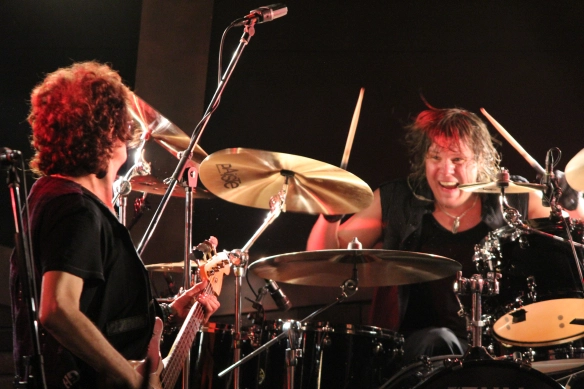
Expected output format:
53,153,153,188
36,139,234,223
493,298,584,347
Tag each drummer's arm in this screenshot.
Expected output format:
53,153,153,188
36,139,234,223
306,189,383,250
527,191,584,219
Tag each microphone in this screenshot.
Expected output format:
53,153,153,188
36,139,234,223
232,4,288,27
265,279,291,311
0,148,21,166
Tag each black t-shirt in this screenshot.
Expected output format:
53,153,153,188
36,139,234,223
399,213,490,338
11,176,155,388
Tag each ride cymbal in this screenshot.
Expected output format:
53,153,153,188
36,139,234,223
198,148,373,215
129,175,215,199
459,181,546,194
249,249,461,287
128,93,208,164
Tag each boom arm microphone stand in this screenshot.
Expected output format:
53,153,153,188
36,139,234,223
136,19,258,257
5,153,47,389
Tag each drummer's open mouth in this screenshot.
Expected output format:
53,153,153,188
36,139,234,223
439,181,459,188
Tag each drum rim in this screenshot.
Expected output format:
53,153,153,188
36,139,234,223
413,359,564,389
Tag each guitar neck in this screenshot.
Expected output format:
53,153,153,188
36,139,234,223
159,283,211,389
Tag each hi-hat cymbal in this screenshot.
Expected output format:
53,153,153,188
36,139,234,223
198,148,374,214
249,249,461,287
459,181,546,194
128,93,208,164
130,175,215,199
565,148,584,192
146,260,199,272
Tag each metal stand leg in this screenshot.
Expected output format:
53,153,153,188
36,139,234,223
454,271,499,361
285,321,302,389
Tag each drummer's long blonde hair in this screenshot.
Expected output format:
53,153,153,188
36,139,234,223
405,107,501,189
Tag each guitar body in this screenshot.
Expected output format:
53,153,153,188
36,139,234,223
129,317,164,389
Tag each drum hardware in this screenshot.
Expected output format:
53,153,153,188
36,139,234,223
197,145,377,387
473,212,584,348
454,271,502,361
380,357,564,389
128,192,150,231
113,124,152,224
235,239,458,387
219,238,367,385
217,272,360,384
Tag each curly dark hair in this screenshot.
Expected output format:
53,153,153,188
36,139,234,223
405,107,501,187
28,61,133,178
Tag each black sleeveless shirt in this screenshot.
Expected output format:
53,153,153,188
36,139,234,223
399,213,490,338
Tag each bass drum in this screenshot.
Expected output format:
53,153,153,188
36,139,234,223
381,356,563,389
479,218,584,347
494,341,584,389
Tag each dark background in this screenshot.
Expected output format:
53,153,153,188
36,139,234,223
1,1,584,324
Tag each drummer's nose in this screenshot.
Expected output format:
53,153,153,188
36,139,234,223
440,159,456,174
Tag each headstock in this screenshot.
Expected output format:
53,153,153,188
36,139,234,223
196,237,230,296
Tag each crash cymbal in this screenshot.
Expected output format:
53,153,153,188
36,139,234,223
127,93,208,164
129,175,215,199
565,148,584,192
249,249,461,287
459,181,546,194
146,260,199,272
198,148,374,214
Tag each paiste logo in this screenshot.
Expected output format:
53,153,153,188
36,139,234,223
216,163,241,188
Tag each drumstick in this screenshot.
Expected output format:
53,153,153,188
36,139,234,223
340,88,365,170
480,107,545,175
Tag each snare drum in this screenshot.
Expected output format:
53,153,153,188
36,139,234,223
381,356,563,389
254,320,404,389
479,218,584,347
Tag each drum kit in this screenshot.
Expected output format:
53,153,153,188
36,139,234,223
114,93,584,388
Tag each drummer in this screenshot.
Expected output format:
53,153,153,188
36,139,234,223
306,106,584,363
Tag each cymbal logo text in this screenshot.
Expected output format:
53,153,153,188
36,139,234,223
216,163,241,188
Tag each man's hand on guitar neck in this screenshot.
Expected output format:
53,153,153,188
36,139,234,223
169,279,220,324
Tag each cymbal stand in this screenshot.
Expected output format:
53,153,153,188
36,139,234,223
217,272,359,385
113,140,151,225
454,271,500,361
225,177,289,389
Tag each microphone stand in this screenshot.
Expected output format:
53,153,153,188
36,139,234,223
181,165,199,389
5,160,47,389
224,178,289,389
136,20,258,256
132,19,257,387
